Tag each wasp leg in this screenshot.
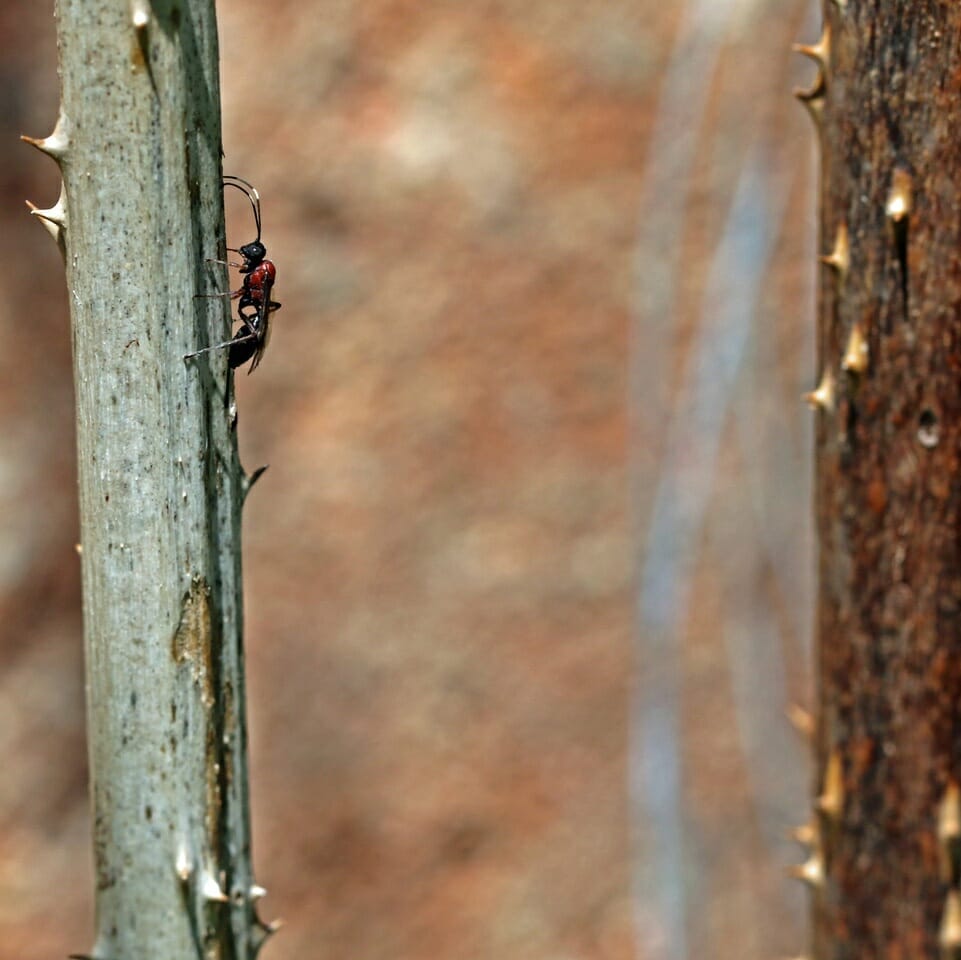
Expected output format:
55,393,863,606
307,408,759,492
205,258,244,268
185,330,257,362
194,290,243,300
237,302,261,324
235,301,281,326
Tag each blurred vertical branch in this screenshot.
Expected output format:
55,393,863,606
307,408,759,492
23,1,273,956
632,0,815,957
800,2,961,956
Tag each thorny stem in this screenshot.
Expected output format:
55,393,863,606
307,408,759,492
24,1,277,956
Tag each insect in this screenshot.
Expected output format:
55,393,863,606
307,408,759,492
186,175,281,373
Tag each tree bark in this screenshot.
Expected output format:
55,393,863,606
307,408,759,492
804,2,961,956
25,2,271,957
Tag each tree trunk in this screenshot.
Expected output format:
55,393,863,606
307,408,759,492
803,2,961,956
24,2,272,957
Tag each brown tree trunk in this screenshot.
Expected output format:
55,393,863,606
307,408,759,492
804,2,961,956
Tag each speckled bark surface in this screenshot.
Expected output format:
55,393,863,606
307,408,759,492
810,3,961,956
45,2,265,957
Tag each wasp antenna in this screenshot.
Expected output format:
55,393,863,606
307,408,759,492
223,175,262,241
223,174,257,193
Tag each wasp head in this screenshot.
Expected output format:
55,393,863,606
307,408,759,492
239,240,267,267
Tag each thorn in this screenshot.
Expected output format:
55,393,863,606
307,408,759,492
817,748,844,822
175,845,193,883
787,704,814,740
26,197,65,227
793,23,830,68
788,849,824,889
21,134,62,159
26,180,68,248
790,820,818,848
886,168,913,224
795,69,826,103
939,780,961,883
130,0,157,88
201,870,228,903
794,69,826,130
841,322,869,374
26,189,67,258
250,884,268,900
819,221,850,279
20,109,70,161
132,0,149,30
255,915,284,936
940,781,961,843
243,464,269,500
941,890,961,956
252,916,284,956
803,369,835,412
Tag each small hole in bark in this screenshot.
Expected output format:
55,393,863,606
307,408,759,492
918,409,940,448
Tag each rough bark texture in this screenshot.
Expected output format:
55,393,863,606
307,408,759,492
35,1,267,957
811,3,961,957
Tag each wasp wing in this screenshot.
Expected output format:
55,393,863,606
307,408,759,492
246,271,277,373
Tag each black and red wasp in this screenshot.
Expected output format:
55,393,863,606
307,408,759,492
186,175,281,372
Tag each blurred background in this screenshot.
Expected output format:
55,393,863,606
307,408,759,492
2,0,819,957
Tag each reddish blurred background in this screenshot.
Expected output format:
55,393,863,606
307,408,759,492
2,1,819,958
